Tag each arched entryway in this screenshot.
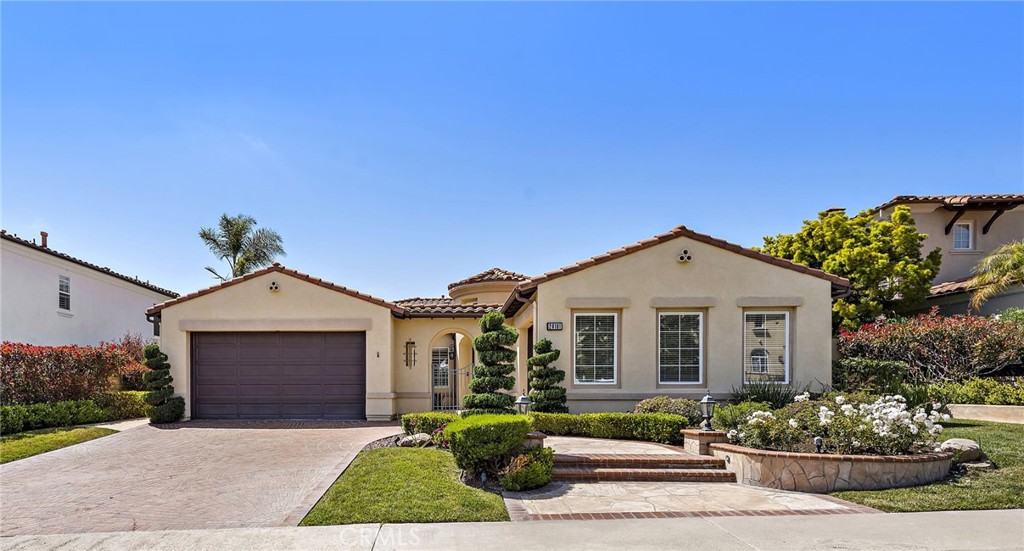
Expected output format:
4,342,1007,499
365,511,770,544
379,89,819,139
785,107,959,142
427,328,475,411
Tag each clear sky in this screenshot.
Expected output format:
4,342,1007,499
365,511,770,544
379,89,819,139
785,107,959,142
3,2,1022,301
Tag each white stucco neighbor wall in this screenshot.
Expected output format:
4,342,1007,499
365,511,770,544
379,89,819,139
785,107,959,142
0,240,174,346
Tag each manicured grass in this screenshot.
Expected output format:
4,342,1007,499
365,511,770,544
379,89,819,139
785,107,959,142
301,447,510,525
832,420,1024,512
1,427,117,464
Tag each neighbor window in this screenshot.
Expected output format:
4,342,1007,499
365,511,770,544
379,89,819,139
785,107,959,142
58,275,71,310
743,311,789,383
431,347,450,387
659,312,702,384
953,222,973,250
574,313,617,384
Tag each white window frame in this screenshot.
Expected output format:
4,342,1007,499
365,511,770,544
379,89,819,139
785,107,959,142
743,310,790,384
58,275,71,311
952,221,973,251
431,347,450,388
658,311,704,385
573,312,618,385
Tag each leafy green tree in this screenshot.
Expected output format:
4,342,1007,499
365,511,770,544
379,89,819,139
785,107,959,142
969,241,1024,309
527,339,567,413
199,213,285,281
463,311,519,414
760,206,941,330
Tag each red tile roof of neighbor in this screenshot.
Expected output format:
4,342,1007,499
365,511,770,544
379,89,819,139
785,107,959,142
1,229,178,298
877,194,1024,211
394,297,501,317
929,276,975,298
502,225,852,317
447,267,529,291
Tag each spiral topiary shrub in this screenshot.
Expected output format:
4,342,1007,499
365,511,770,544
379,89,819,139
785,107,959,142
527,339,567,413
143,344,184,424
462,311,519,415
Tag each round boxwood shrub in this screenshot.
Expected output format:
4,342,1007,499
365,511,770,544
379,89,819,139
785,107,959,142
400,411,459,435
443,414,531,475
500,447,554,491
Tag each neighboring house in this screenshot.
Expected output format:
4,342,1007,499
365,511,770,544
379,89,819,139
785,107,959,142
0,230,179,346
147,226,848,421
875,195,1024,315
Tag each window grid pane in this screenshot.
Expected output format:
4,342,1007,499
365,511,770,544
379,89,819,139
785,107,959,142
58,276,71,311
432,347,450,387
575,314,616,383
953,223,971,250
659,313,701,383
744,312,788,383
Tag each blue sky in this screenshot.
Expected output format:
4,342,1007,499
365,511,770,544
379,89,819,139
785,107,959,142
3,2,1022,300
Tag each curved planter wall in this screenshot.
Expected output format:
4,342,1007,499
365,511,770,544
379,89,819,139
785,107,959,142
708,443,952,494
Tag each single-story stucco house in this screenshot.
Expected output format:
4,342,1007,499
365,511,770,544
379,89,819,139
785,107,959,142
146,226,849,421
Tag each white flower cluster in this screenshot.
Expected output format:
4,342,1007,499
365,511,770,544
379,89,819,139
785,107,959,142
747,410,775,426
793,392,811,403
819,395,948,439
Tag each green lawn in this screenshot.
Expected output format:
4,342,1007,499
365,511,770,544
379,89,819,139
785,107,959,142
301,447,510,525
832,420,1024,512
1,427,117,464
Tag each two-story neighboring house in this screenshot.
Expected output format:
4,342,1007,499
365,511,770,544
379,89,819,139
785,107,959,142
1,230,178,346
876,195,1024,315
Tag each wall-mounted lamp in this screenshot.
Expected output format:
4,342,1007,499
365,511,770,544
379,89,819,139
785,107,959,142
404,340,417,368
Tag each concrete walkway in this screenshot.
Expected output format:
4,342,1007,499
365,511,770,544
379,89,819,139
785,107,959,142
3,510,1020,550
0,421,399,536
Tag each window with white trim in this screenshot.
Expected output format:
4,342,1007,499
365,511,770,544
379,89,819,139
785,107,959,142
574,313,617,384
743,311,789,383
659,312,702,384
58,275,71,311
431,347,450,387
953,222,973,250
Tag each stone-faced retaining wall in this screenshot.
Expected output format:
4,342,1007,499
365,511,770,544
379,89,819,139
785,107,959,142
708,443,952,493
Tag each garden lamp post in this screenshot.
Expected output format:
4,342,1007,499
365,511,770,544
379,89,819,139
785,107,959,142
515,393,533,415
699,393,717,431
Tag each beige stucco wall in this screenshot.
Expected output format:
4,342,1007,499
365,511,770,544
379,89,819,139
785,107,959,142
527,236,835,413
884,204,1023,285
157,271,396,420
391,317,484,414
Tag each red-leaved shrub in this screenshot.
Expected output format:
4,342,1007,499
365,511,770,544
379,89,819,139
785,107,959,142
838,308,1024,383
116,332,153,391
0,342,130,405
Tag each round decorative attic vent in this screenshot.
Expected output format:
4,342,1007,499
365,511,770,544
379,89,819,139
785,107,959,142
677,249,693,263
269,281,280,292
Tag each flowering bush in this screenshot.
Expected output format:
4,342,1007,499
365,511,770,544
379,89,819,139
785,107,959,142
0,342,130,405
726,410,804,452
837,308,1024,382
815,395,948,455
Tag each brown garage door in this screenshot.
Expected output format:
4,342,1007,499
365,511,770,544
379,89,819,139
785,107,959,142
191,332,366,420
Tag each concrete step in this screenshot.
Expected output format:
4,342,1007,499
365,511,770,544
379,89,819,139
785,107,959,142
553,453,726,470
551,466,737,483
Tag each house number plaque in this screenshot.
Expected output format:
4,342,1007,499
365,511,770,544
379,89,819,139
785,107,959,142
546,322,563,331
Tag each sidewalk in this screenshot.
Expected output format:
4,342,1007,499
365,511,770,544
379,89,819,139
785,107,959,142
3,509,1021,550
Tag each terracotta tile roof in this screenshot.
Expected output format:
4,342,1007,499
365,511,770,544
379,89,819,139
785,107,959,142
877,194,1024,211
929,276,974,298
2,229,178,298
502,225,852,317
395,297,500,317
448,267,529,291
147,263,404,316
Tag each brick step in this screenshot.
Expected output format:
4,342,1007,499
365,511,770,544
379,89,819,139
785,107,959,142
553,453,725,470
551,466,737,483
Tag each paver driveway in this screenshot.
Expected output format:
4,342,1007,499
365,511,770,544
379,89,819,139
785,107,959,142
0,421,400,536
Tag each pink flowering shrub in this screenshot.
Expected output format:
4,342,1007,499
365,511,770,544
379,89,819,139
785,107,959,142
0,342,130,405
837,308,1024,382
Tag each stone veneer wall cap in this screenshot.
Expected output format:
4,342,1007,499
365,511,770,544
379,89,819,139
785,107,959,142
708,442,954,463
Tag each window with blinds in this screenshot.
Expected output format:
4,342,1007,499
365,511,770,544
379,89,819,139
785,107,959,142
574,313,617,384
58,275,71,311
743,311,789,383
659,312,702,384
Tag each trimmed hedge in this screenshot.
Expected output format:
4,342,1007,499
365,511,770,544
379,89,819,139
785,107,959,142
500,447,554,491
633,396,701,422
0,391,152,435
443,414,531,474
833,357,910,394
94,391,148,420
0,341,129,405
928,378,1024,406
529,412,689,445
401,412,459,435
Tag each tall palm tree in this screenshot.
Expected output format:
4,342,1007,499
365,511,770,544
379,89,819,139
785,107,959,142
969,241,1024,309
199,214,285,281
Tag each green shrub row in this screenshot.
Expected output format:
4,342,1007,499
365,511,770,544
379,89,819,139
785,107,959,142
928,378,1024,406
400,411,460,435
0,391,148,434
633,396,702,422
443,414,532,475
529,412,688,445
